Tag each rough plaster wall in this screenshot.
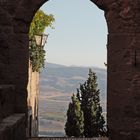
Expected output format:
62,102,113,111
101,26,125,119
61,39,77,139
27,63,39,136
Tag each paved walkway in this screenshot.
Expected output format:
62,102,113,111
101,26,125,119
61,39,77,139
28,137,108,140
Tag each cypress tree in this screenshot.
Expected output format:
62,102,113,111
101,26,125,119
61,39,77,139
65,94,84,137
76,69,105,137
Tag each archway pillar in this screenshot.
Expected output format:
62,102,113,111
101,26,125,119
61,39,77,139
107,33,139,140
106,1,140,140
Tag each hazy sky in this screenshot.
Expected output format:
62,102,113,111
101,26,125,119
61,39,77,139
41,0,108,68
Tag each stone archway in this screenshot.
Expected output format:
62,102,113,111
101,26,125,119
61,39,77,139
0,0,140,140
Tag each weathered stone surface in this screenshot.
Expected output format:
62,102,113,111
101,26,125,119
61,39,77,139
0,85,15,122
0,9,12,26
0,113,26,140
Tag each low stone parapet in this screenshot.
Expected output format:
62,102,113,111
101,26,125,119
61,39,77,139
0,113,26,140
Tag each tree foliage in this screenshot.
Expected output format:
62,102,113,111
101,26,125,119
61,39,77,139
65,94,84,137
66,69,106,137
29,40,46,72
29,10,55,38
77,69,106,137
29,10,55,72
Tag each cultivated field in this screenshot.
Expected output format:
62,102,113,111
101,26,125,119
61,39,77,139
39,63,107,137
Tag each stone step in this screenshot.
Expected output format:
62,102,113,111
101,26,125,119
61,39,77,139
28,137,108,140
0,113,26,140
0,85,15,122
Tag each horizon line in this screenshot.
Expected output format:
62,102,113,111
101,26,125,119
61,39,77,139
45,61,107,69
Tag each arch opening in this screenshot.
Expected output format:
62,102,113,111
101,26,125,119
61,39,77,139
27,0,108,138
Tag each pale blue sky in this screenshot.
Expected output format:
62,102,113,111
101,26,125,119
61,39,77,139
41,0,108,68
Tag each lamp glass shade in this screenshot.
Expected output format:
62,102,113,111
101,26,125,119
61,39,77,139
34,34,48,47
41,34,48,46
34,35,42,46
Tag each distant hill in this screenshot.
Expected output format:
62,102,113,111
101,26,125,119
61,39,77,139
45,63,67,68
40,62,107,100
39,62,107,137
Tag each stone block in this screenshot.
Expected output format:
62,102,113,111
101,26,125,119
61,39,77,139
0,11,12,26
0,85,15,122
13,20,29,33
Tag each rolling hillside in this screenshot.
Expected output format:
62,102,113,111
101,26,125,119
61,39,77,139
39,63,107,137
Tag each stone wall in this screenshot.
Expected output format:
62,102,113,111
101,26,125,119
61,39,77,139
0,0,140,140
0,85,15,122
0,0,31,139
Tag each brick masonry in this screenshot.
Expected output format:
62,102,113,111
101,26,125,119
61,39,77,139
0,0,140,140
